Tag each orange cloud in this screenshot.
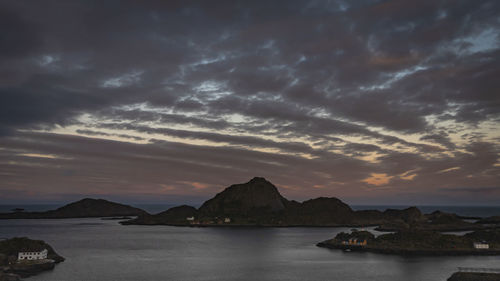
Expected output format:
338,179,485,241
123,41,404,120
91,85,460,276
190,182,210,189
400,173,417,180
399,170,418,180
362,173,393,186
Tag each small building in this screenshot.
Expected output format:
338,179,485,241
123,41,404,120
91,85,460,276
473,242,489,249
186,216,195,221
224,218,231,223
18,249,48,261
342,238,367,246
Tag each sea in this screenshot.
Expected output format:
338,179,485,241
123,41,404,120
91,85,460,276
0,205,499,281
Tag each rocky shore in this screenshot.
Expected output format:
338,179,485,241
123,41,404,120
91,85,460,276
4,260,56,278
0,237,64,278
447,272,500,281
317,241,500,256
0,272,20,281
317,229,500,256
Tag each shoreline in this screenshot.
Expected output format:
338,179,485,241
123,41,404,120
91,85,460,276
316,241,500,256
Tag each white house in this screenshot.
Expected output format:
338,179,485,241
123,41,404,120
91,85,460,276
224,218,231,223
18,249,48,261
186,216,195,221
473,242,489,249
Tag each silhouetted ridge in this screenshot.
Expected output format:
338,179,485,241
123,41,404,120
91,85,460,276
198,177,288,217
124,177,370,226
0,198,146,219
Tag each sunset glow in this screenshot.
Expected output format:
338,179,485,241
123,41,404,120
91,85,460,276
0,0,499,205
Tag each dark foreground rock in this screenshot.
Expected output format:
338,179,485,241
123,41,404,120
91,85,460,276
7,260,55,278
0,237,64,278
0,198,147,219
448,272,500,281
317,229,500,256
0,273,20,281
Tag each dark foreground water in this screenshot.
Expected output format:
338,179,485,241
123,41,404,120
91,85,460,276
1,219,499,281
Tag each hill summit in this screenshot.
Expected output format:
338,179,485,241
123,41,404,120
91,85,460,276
0,198,146,219
198,177,288,216
124,177,368,226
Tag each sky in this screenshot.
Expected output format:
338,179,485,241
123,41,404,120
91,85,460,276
0,0,499,205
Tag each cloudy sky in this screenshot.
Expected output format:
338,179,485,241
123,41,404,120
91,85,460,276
1,0,499,205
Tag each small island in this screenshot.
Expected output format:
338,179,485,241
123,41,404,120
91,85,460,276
0,177,497,233
0,198,146,219
0,237,64,280
121,177,500,233
317,229,500,256
448,271,500,281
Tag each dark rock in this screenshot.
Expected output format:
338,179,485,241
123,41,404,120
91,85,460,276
0,237,64,278
0,237,64,264
122,205,197,225
121,177,492,230
199,177,288,217
383,207,423,223
8,260,55,278
0,198,147,219
318,229,500,256
448,272,500,281
477,216,500,224
284,197,355,225
0,273,21,281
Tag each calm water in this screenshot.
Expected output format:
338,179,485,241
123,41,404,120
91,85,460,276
1,219,499,281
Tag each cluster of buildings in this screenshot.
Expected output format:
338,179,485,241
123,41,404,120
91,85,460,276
186,216,231,225
473,242,489,249
18,249,48,261
341,238,367,246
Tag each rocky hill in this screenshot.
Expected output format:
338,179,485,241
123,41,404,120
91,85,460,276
0,198,146,219
118,177,500,229
123,177,433,227
198,177,288,216
122,205,197,225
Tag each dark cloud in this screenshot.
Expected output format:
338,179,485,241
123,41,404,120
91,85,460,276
0,8,41,58
0,0,499,204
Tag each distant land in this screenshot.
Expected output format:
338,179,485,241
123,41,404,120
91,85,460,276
1,177,499,233
0,198,145,219
121,177,500,231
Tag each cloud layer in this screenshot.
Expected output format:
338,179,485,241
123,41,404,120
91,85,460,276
1,0,499,204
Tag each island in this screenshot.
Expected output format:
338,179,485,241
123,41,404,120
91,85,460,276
448,271,500,281
0,198,147,219
316,228,500,255
121,177,499,232
0,237,64,280
0,177,497,232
